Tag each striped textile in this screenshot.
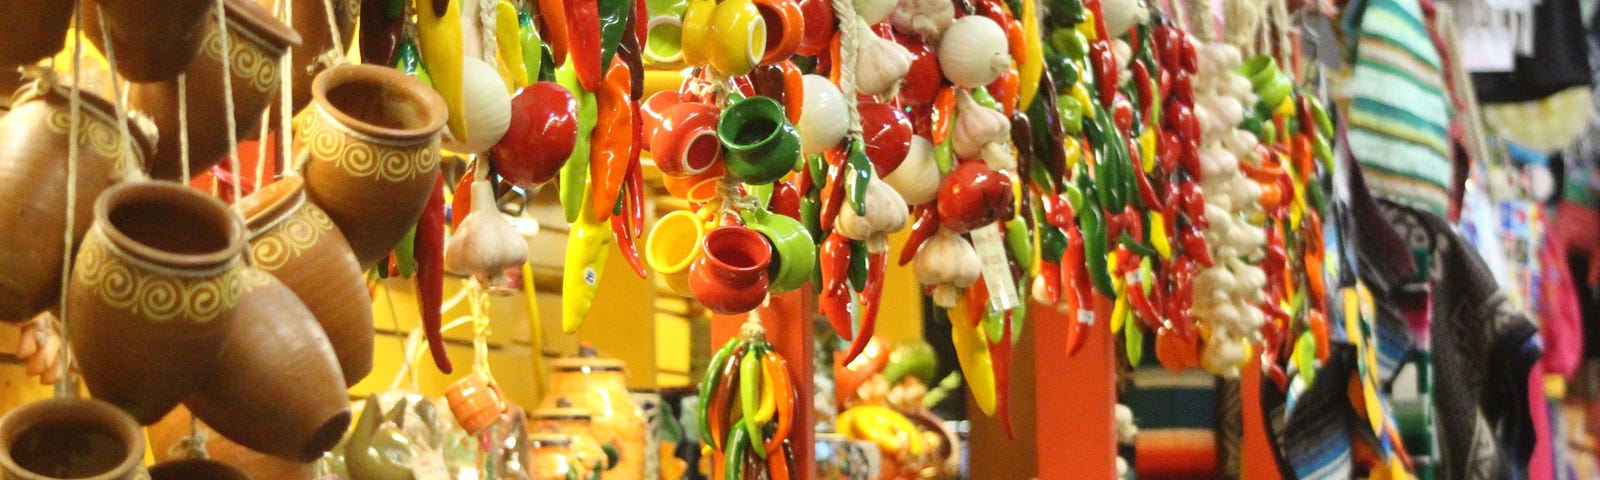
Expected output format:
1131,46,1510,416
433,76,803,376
1347,0,1455,215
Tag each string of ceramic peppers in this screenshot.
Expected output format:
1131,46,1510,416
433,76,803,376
698,325,800,480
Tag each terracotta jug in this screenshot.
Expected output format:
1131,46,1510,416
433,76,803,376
687,225,772,314
0,81,153,323
236,176,373,386
530,405,609,474
148,406,315,480
255,0,357,118
0,398,145,480
182,279,352,462
65,181,252,424
81,0,215,82
529,433,585,480
0,1,73,69
129,0,301,180
296,63,447,268
147,459,250,480
539,348,646,480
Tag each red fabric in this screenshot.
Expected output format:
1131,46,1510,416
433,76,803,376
1529,362,1553,480
1538,216,1584,377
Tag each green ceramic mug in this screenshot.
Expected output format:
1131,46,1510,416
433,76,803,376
740,208,815,293
717,95,801,185
1239,55,1291,111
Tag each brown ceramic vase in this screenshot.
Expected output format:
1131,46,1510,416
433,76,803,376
0,82,154,323
255,0,357,119
129,0,301,180
65,181,249,424
148,459,250,480
148,406,315,480
0,398,145,480
540,349,647,480
297,63,446,268
182,277,352,463
82,0,216,82
236,176,373,386
0,1,73,69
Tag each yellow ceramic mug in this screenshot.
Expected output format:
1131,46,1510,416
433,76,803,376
679,0,718,67
646,210,707,296
707,0,766,76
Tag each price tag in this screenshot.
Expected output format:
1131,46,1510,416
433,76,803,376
971,223,1019,312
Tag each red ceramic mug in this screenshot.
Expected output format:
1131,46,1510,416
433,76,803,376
650,102,724,178
641,91,687,143
688,225,773,314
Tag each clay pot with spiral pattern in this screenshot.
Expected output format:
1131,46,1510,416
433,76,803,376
0,82,154,323
128,0,301,180
296,63,447,268
0,398,145,480
81,0,216,82
0,1,73,70
65,181,256,424
236,176,373,386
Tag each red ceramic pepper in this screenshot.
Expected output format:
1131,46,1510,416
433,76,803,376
611,203,647,278
1062,224,1092,355
820,232,854,340
566,0,604,91
625,114,645,237
931,87,957,145
416,176,452,373
538,0,570,65
820,147,848,231
842,250,887,364
898,206,940,266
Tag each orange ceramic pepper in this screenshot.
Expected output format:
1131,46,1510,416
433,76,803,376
590,62,633,219
537,0,569,64
931,87,956,145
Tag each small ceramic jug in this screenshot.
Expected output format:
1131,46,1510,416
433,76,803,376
645,210,706,296
297,63,448,269
445,373,507,435
539,349,648,480
129,0,301,180
530,405,610,476
82,0,215,82
717,95,800,185
236,176,374,386
0,81,153,323
688,225,773,314
0,398,145,480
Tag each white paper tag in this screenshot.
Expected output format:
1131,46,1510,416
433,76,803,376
971,224,1020,312
411,451,451,480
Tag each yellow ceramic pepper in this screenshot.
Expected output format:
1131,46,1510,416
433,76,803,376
562,194,613,334
417,0,467,143
1017,0,1044,108
949,298,997,415
495,0,529,89
1149,211,1171,260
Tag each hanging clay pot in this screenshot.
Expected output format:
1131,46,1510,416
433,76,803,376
539,348,648,480
296,63,447,269
148,459,250,480
688,225,772,314
0,1,73,69
64,181,254,424
129,0,301,180
182,277,352,462
0,398,145,480
255,0,358,117
82,0,216,82
0,82,153,323
148,406,316,480
235,176,373,386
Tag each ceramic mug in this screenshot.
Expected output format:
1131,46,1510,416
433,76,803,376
717,95,800,185
644,0,689,66
688,225,772,314
640,91,685,142
646,210,706,296
750,0,802,64
1239,55,1290,110
707,0,767,76
446,373,508,435
650,102,723,177
0,398,144,480
660,165,724,204
740,209,815,294
679,0,717,67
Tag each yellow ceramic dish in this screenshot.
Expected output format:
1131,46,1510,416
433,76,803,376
707,0,766,76
646,210,706,296
680,0,718,68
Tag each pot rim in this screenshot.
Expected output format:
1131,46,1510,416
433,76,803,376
0,398,145,480
218,0,303,51
148,458,251,480
236,176,307,237
311,64,448,141
94,181,246,274
701,225,772,274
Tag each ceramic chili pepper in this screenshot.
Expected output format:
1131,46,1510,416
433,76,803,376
708,342,746,449
556,63,598,223
1062,222,1092,355
625,137,645,237
739,344,765,452
1079,197,1113,297
597,0,631,75
417,0,466,140
590,62,633,220
932,87,957,145
699,339,740,443
609,201,646,278
565,0,604,91
761,351,795,454
899,206,940,266
845,141,873,216
361,0,403,66
842,249,887,364
561,199,613,334
949,298,998,414
819,147,849,232
416,176,452,373
833,343,889,406
537,0,570,65
819,232,854,340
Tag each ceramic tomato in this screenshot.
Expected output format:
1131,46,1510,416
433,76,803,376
936,161,1015,233
857,102,913,177
491,82,578,187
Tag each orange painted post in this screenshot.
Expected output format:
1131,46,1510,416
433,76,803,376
710,289,816,479
1032,298,1118,479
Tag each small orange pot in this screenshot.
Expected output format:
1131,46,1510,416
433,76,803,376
446,373,507,435
751,0,802,65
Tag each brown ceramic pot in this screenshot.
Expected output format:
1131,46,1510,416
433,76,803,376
129,0,301,180
182,277,352,463
0,1,73,69
297,63,446,268
148,459,250,480
82,0,216,82
540,349,647,480
0,82,154,323
65,181,249,424
0,398,145,480
147,406,315,480
236,176,373,386
256,0,357,119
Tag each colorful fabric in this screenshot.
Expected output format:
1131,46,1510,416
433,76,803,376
1346,0,1455,215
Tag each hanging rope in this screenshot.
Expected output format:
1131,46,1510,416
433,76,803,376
53,3,86,400
829,0,864,139
279,0,295,176
316,0,350,69
179,75,192,184
93,10,144,182
1187,0,1214,43
213,0,245,206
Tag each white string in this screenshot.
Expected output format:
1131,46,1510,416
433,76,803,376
478,0,499,64
256,107,270,191
320,0,349,63
829,0,864,138
1188,0,1213,42
55,4,85,400
179,75,192,184
214,0,244,206
94,10,142,181
468,278,493,381
279,0,294,176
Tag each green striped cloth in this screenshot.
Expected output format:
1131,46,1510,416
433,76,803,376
1347,0,1455,216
